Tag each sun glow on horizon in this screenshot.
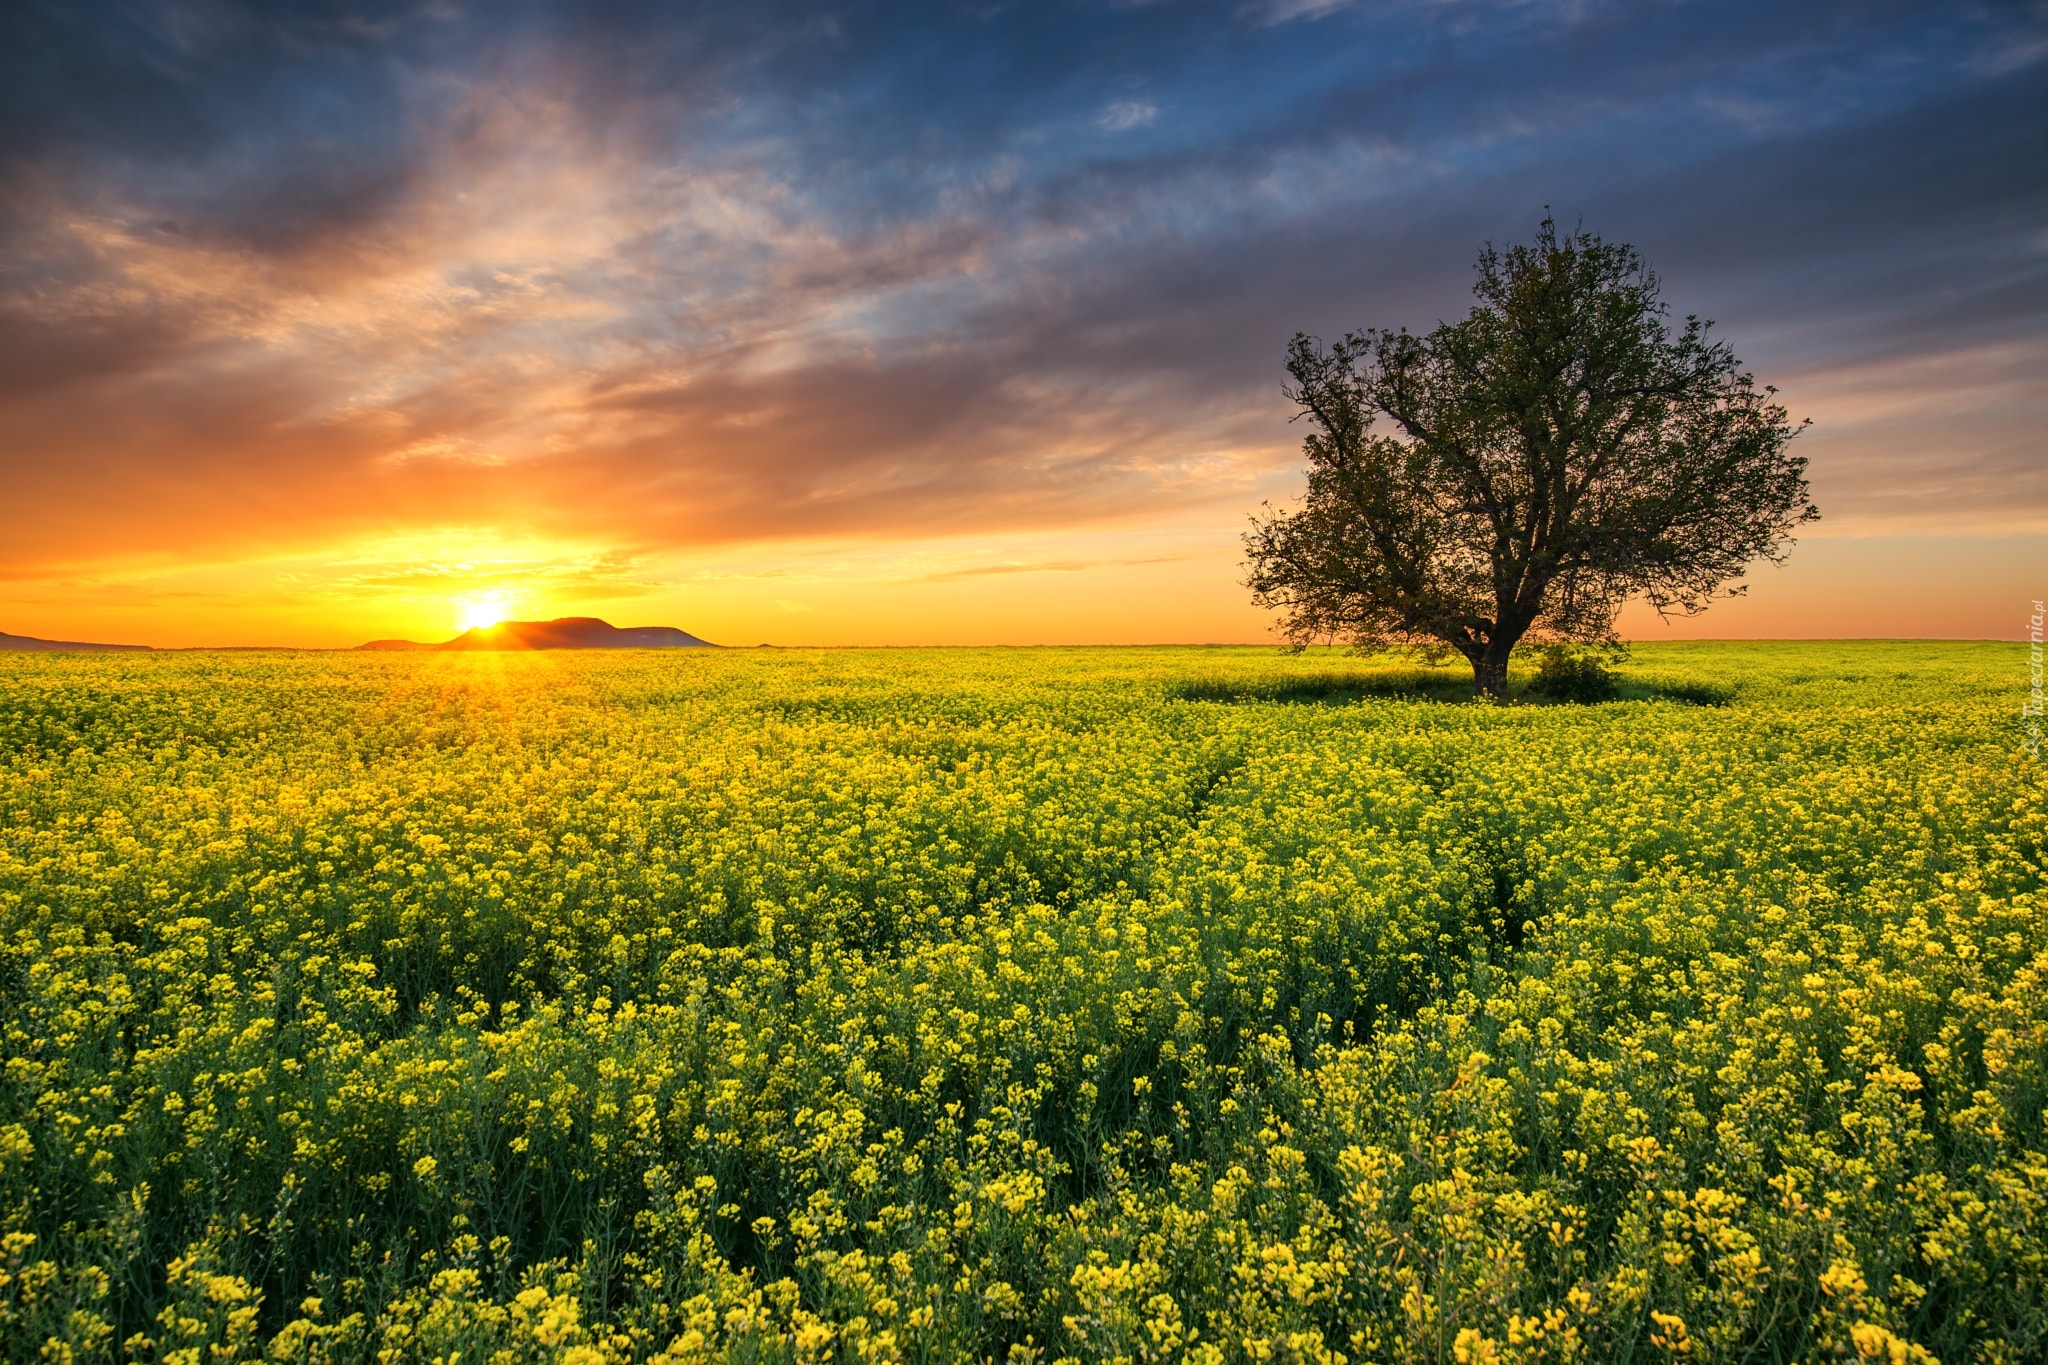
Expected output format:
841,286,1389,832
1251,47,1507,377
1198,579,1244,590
456,596,515,633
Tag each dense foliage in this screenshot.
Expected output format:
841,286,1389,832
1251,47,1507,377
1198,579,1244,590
1525,652,1619,706
0,643,2040,1364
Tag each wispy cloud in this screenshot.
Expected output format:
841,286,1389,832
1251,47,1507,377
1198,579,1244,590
909,559,1098,583
904,555,1192,584
1097,100,1159,132
1255,0,1355,25
327,548,669,597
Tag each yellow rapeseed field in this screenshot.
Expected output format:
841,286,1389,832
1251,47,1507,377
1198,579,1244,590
0,642,2039,1364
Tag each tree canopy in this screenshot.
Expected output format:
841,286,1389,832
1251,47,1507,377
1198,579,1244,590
1245,217,1818,699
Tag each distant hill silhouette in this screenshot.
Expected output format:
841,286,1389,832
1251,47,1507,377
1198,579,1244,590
357,617,717,651
1,629,151,652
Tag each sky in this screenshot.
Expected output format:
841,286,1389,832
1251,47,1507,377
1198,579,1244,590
2,0,2043,648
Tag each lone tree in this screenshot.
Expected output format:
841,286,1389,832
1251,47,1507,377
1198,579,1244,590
1245,217,1817,700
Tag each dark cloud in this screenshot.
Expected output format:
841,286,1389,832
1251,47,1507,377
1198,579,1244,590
2,0,2043,582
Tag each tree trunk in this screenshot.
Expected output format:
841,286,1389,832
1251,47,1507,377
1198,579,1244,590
1472,638,1515,703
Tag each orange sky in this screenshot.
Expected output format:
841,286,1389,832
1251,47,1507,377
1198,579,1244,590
4,522,2039,649
5,316,2038,647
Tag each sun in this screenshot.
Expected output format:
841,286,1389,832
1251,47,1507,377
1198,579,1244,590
456,597,514,633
